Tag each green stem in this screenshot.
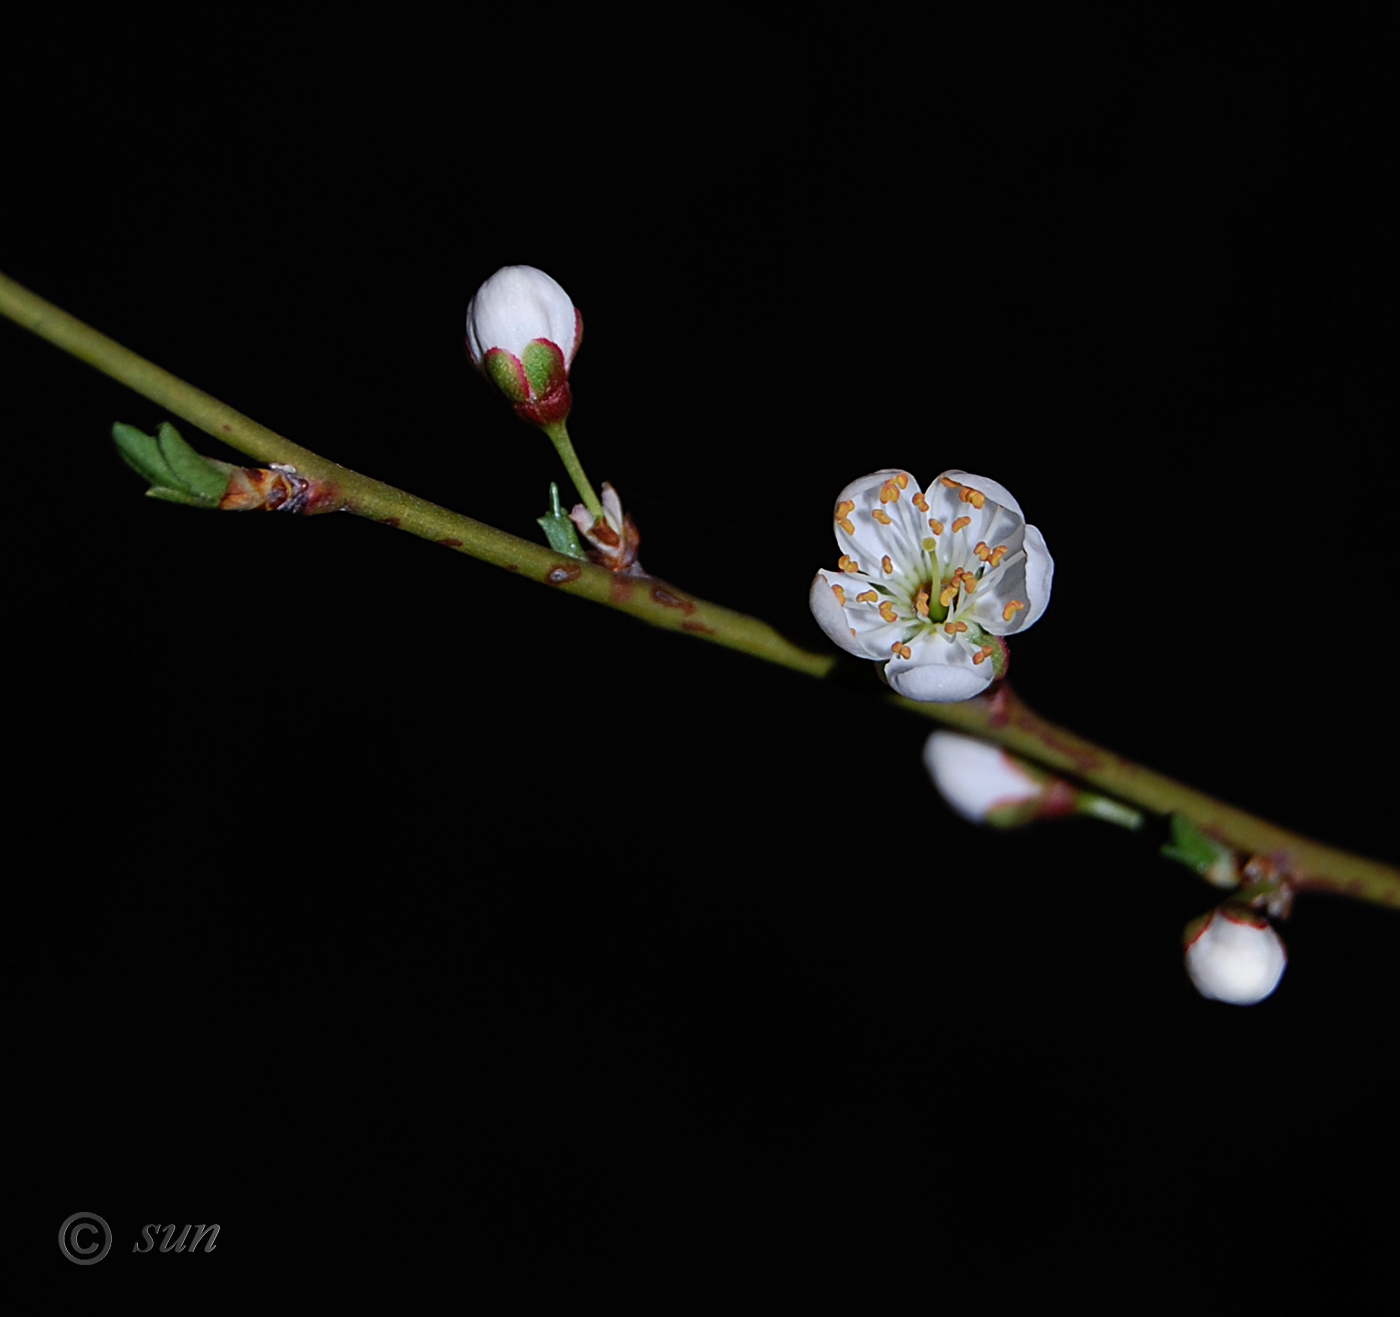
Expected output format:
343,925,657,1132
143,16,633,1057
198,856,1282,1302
541,420,603,523
3,269,1396,909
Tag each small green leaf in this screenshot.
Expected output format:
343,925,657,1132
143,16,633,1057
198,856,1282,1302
156,422,231,502
536,482,587,559
112,421,232,507
113,421,182,491
1161,814,1219,872
1162,814,1238,887
145,485,221,508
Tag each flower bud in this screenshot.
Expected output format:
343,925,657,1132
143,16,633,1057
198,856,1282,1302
923,731,1065,827
465,266,583,427
1183,907,1287,1005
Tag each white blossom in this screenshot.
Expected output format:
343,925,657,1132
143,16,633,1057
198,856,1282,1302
810,470,1052,701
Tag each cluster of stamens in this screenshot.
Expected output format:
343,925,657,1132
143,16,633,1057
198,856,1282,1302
827,473,1029,665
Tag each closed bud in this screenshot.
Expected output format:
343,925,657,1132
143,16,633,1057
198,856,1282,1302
1183,907,1287,1005
465,266,583,427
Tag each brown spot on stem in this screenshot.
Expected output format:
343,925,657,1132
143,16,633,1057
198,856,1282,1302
681,621,715,634
380,517,401,528
610,577,634,603
545,563,582,585
651,586,695,615
439,538,463,548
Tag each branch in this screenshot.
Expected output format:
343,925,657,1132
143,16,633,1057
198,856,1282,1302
3,269,1395,909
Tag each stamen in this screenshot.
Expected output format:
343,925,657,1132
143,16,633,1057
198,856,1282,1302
881,555,893,574
871,508,893,525
878,601,898,623
830,584,846,605
943,621,968,635
972,645,994,665
927,518,943,535
940,477,960,489
952,516,971,533
939,585,957,609
895,473,908,489
914,588,930,618
891,642,912,660
988,544,1008,566
1002,599,1026,623
835,500,855,535
974,541,991,562
912,491,929,512
958,487,986,509
879,478,902,504
960,576,975,593
856,589,878,603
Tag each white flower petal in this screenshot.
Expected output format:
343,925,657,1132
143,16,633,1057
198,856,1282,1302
940,470,1025,519
466,266,578,367
886,643,993,702
923,732,1042,822
809,571,875,658
1018,525,1054,629
831,469,929,574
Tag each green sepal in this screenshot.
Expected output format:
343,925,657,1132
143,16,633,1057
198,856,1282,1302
484,349,529,403
520,339,564,397
112,421,232,506
536,482,587,559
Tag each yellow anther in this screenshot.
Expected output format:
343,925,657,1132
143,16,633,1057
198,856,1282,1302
912,491,929,512
972,645,994,666
881,554,893,574
958,486,985,509
939,585,957,609
914,588,930,618
879,478,902,504
895,473,908,489
943,621,968,635
921,538,938,552
974,541,991,562
878,601,898,623
927,518,943,535
856,589,878,603
1002,599,1026,623
940,477,960,489
830,584,846,605
891,642,912,660
871,508,892,525
988,545,1008,567
960,576,975,593
952,516,971,533
835,500,855,535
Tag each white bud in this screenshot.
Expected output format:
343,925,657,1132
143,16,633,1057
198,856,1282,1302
1184,908,1287,1005
465,265,580,370
923,731,1046,824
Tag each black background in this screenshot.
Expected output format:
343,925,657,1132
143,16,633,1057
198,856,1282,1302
11,8,1395,1288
